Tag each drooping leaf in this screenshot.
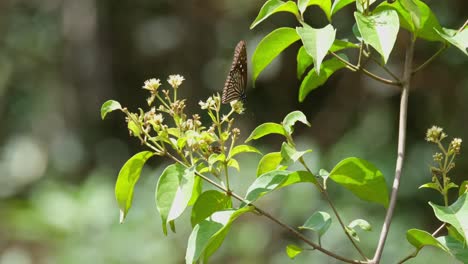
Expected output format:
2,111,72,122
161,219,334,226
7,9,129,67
155,163,195,235
429,194,468,241
101,100,122,119
286,244,303,259
227,158,240,171
280,142,312,167
186,207,252,263
299,211,332,236
329,157,389,207
298,56,348,102
436,28,468,56
348,219,372,231
354,10,399,63
406,228,449,251
244,170,317,204
250,0,300,29
191,190,232,227
437,235,468,263
245,122,287,142
115,151,154,223
282,110,311,135
256,152,286,176
459,180,468,197
297,24,336,74
229,145,262,158
419,182,440,191
188,175,203,206
252,27,301,84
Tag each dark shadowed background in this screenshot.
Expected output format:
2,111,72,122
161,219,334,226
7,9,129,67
0,0,466,263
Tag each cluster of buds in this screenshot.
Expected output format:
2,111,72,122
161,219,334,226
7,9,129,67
123,74,244,166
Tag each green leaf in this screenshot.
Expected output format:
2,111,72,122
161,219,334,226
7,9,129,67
375,0,444,42
299,211,332,236
244,170,317,204
296,40,356,79
229,145,262,158
331,0,355,15
191,190,232,227
115,151,154,223
438,235,468,263
250,0,299,29
459,180,468,197
252,27,300,84
227,158,240,171
282,110,311,134
127,119,141,137
155,163,195,235
346,226,360,241
447,225,466,244
436,28,468,56
208,153,226,166
256,152,286,176
245,122,287,142
329,157,389,207
400,0,421,30
407,228,449,251
354,10,399,63
419,182,440,191
356,0,376,13
298,0,332,21
429,194,468,241
297,24,336,74
286,244,303,259
185,207,252,263
348,219,372,231
298,56,347,102
280,142,312,167
101,100,122,119
188,176,203,206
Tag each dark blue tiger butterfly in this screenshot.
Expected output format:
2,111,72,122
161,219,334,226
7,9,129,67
222,40,247,104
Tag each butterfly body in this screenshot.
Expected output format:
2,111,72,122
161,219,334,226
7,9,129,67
222,40,247,104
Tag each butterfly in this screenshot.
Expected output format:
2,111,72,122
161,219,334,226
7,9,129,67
222,40,247,104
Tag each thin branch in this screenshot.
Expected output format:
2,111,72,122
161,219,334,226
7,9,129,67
412,44,447,74
363,51,401,83
329,51,401,86
299,158,369,261
164,152,366,264
432,223,446,236
372,35,415,264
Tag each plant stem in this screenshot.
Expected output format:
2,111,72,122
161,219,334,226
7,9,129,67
372,36,415,264
299,158,368,260
164,153,366,264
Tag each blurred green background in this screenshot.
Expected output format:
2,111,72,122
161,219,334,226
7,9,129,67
0,0,466,263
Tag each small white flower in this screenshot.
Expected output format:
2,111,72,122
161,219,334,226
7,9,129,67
167,74,185,89
143,78,161,91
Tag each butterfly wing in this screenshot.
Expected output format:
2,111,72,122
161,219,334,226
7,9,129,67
222,40,247,104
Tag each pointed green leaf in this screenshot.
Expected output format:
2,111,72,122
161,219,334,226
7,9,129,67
229,145,262,158
286,244,303,259
250,0,299,29
101,100,122,119
244,170,317,204
331,0,355,15
299,211,332,236
282,110,311,134
191,190,232,227
407,228,449,251
429,194,468,241
115,151,154,223
375,0,444,42
354,10,399,63
298,56,347,102
419,182,440,191
227,158,240,171
245,122,287,142
186,207,252,263
447,225,465,244
437,235,468,263
252,27,300,84
256,152,286,176
436,28,468,56
297,24,336,74
155,164,195,235
329,157,389,207
188,176,203,206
